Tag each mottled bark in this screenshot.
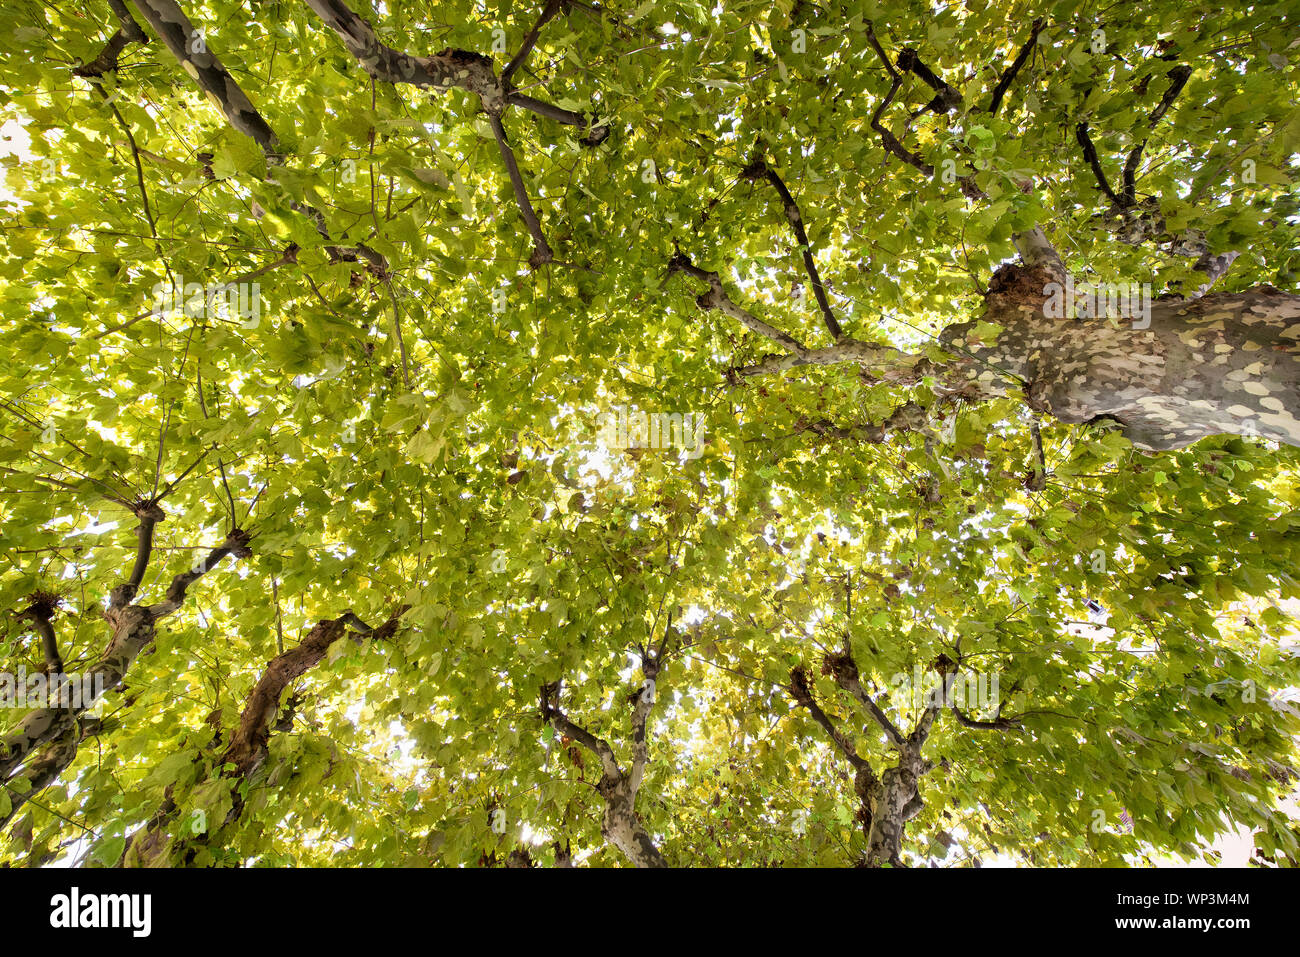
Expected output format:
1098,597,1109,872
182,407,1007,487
791,649,963,867
0,733,78,830
125,0,386,270
598,777,668,868
861,751,930,867
942,279,1300,450
128,0,278,150
303,0,504,111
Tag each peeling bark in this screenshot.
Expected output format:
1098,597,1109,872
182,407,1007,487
128,0,278,149
942,281,1300,450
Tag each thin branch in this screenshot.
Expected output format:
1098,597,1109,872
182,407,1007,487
863,21,897,79
94,246,296,340
871,73,934,176
502,0,566,86
896,47,962,115
667,251,809,356
145,528,252,619
488,113,554,267
1121,64,1192,207
23,595,64,676
506,93,609,144
383,280,413,387
826,653,908,750
72,0,149,77
1075,121,1119,205
986,18,1044,116
110,501,167,608
788,667,871,772
950,704,1023,731
741,157,843,340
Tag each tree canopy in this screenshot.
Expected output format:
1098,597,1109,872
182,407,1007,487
1,0,1298,868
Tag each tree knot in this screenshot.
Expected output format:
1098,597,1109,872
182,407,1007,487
226,528,254,558
822,651,858,683
788,666,814,706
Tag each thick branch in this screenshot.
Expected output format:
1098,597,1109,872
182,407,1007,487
909,668,959,746
120,605,406,862
303,0,504,111
1191,249,1239,297
733,338,928,382
545,705,622,781
128,1,383,268
628,655,660,798
793,401,931,444
128,0,278,150
1012,226,1065,282
223,606,407,777
0,734,78,831
2,525,249,783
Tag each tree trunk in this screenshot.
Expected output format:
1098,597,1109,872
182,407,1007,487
942,273,1300,450
599,779,667,868
861,752,929,868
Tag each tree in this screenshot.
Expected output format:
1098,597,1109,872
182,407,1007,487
0,0,1298,868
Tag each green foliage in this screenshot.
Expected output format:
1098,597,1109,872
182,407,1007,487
0,0,1297,867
